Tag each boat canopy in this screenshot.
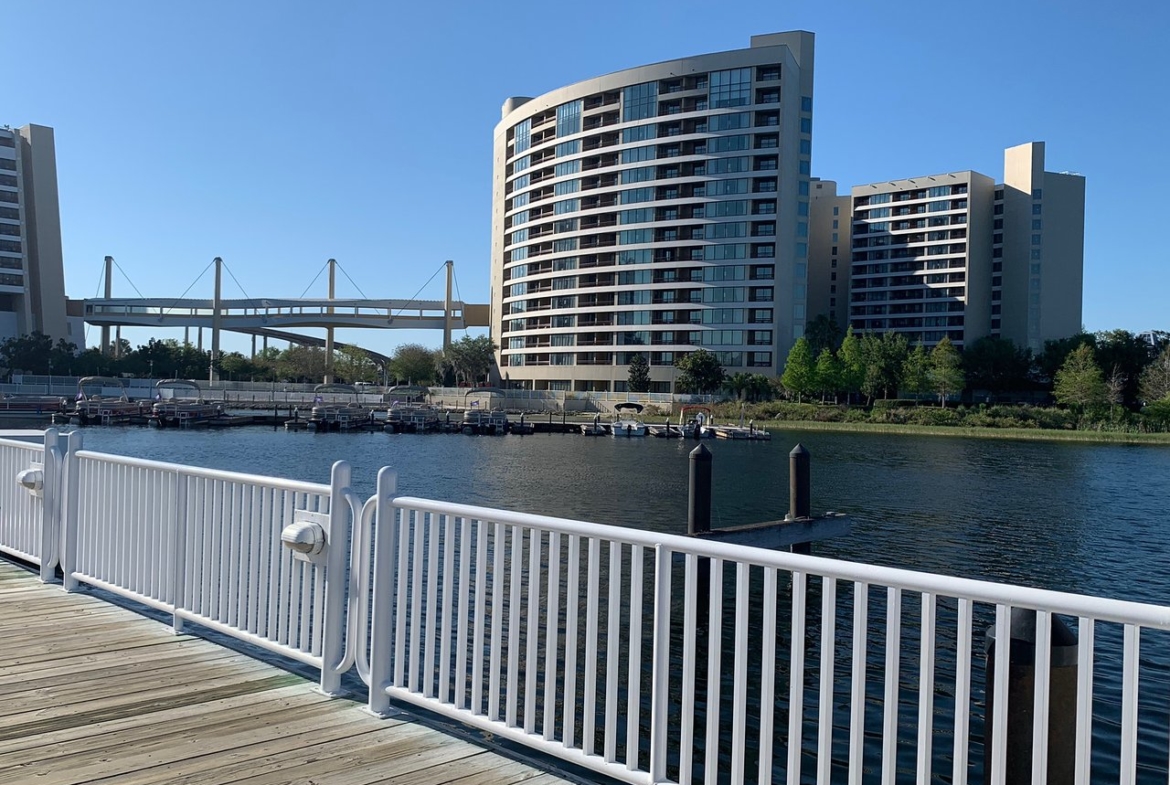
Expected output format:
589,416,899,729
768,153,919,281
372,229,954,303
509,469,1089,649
76,376,129,401
313,383,360,395
614,402,645,414
153,379,203,399
386,384,428,402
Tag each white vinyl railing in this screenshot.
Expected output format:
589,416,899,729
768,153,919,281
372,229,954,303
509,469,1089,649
363,468,1170,785
57,431,359,693
2,433,1169,782
0,430,64,581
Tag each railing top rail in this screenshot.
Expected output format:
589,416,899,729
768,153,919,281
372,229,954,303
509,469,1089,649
0,436,46,451
391,494,1170,630
75,449,331,495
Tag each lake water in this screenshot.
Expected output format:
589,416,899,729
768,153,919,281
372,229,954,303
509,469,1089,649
73,425,1170,602
68,424,1170,781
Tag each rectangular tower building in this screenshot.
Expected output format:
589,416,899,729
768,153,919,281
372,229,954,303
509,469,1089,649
0,124,68,345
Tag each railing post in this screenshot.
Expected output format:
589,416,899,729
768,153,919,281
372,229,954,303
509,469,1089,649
648,544,672,783
60,430,82,592
319,460,352,696
39,428,61,582
367,467,398,716
788,444,812,555
171,469,188,634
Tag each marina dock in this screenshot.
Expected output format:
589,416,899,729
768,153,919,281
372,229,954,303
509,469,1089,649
0,559,569,785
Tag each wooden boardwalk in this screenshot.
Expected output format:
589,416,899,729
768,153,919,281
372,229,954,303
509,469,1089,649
0,560,572,785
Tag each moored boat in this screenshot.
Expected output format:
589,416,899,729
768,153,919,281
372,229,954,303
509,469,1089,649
68,377,144,426
610,402,647,438
150,379,223,428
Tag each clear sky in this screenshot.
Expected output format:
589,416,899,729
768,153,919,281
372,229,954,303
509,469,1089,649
6,0,1168,357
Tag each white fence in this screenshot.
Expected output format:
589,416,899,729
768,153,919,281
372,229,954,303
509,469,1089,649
1,434,1169,782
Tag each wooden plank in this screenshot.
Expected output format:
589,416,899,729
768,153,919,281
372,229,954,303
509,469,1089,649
0,560,571,785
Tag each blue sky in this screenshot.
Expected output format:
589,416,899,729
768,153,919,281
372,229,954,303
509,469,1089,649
6,0,1167,356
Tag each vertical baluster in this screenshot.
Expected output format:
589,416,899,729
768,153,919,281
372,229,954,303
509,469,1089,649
705,557,725,785
262,487,280,642
394,509,411,687
543,531,562,739
849,582,869,785
1120,624,1139,785
524,528,540,734
917,592,936,785
227,482,241,629
506,524,523,727
235,483,252,632
603,540,621,762
439,513,456,704
583,537,601,756
470,517,488,712
424,512,441,698
989,603,1011,785
819,576,838,784
1074,617,1094,785
298,492,315,652
563,534,581,749
731,562,751,784
881,587,903,785
758,567,778,784
409,510,426,692
647,545,671,785
680,553,698,785
245,482,262,634
454,517,472,711
170,472,187,632
787,570,807,785
626,543,644,771
952,598,972,785
1030,610,1052,785
488,520,505,720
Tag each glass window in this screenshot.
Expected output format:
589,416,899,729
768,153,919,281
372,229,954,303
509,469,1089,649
621,145,656,164
556,100,582,137
623,82,658,122
707,135,750,153
621,166,655,184
798,181,809,196
621,187,655,204
554,198,578,214
1032,219,1043,230
1032,203,1042,215
554,179,579,195
709,68,752,108
799,139,811,155
513,119,531,153
800,117,812,134
622,125,656,144
1031,234,1041,246
554,160,580,178
801,96,812,112
1032,188,1043,200
709,112,750,131
555,140,579,157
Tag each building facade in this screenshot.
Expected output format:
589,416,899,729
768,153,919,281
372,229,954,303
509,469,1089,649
812,143,1084,352
0,124,69,345
491,32,815,392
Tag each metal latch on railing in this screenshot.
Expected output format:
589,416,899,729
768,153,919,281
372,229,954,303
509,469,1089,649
281,509,329,563
16,462,44,497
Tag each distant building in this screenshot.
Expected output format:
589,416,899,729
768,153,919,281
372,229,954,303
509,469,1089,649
809,142,1085,352
0,123,70,346
491,32,816,392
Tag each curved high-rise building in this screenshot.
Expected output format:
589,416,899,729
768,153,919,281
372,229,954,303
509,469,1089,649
491,32,815,392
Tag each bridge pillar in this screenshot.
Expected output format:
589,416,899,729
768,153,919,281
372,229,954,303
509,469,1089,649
324,258,336,383
210,257,222,383
101,256,113,356
443,259,453,350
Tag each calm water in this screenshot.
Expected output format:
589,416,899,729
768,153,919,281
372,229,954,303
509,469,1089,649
73,424,1170,602
70,424,1170,781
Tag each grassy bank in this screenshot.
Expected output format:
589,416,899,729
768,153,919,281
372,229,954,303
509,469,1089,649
758,419,1170,445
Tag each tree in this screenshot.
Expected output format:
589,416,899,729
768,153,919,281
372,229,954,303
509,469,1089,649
928,337,965,407
744,373,773,402
805,314,842,357
901,344,931,399
859,332,908,402
0,332,55,374
627,353,651,393
674,349,725,394
278,346,328,382
1139,344,1170,403
218,352,254,381
1053,343,1106,410
722,372,750,400
334,346,378,384
388,343,436,386
1094,330,1155,408
440,335,497,387
780,337,816,402
813,348,842,402
963,337,1033,394
836,327,864,402
1037,334,1095,386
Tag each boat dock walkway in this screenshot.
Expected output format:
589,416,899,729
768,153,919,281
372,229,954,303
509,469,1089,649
0,560,570,785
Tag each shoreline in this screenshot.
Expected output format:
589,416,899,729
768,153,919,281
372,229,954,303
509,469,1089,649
756,419,1170,445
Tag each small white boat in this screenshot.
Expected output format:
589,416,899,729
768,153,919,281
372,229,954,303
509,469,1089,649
307,384,372,432
610,403,647,438
70,377,143,425
678,405,716,439
150,379,222,428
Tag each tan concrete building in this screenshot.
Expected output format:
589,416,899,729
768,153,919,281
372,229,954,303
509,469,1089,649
490,32,816,392
0,123,69,345
808,143,1084,351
